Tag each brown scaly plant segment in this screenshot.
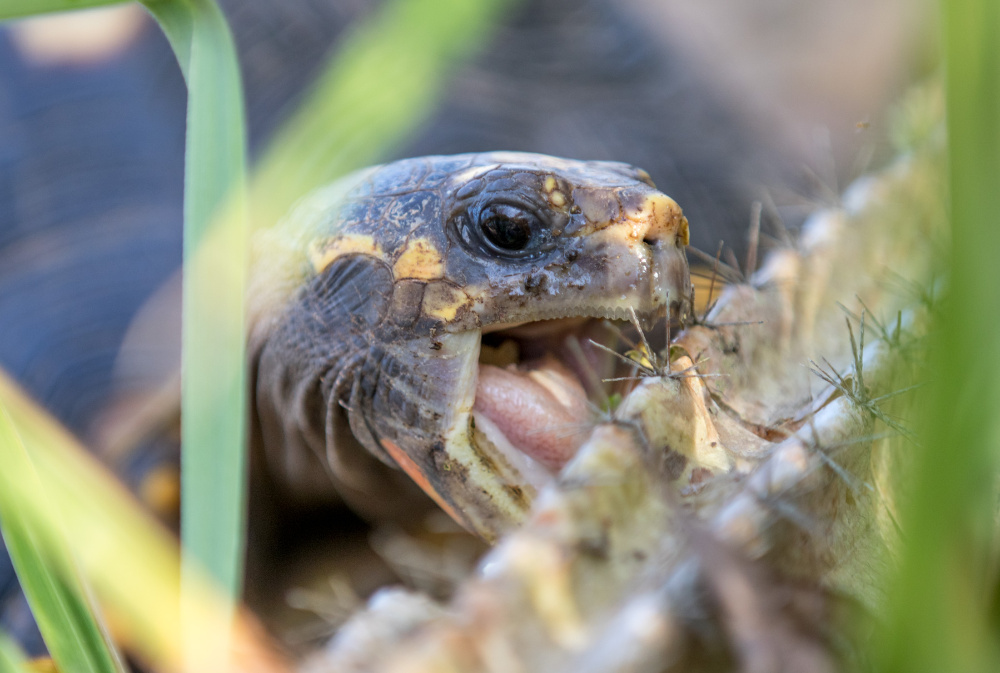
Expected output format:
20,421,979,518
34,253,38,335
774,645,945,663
300,104,943,672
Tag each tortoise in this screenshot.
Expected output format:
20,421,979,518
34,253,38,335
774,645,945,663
0,0,800,651
248,152,693,542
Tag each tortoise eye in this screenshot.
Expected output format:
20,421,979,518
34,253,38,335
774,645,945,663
479,204,536,252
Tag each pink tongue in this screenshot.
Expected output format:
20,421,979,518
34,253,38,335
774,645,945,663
474,358,591,471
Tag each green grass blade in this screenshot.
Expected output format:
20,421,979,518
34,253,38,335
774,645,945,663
0,1,124,20
0,632,31,673
0,407,127,673
140,1,192,77
0,372,288,673
877,1,1000,671
140,1,249,669
141,0,249,605
0,1,249,668
249,0,516,233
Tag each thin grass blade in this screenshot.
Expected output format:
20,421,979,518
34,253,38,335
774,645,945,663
137,2,249,670
0,371,289,673
0,407,126,673
0,632,32,673
0,1,123,20
877,0,1000,671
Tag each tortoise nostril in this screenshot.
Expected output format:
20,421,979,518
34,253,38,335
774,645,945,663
642,237,659,248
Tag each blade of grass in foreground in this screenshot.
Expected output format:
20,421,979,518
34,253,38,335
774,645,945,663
877,0,1000,671
138,1,248,670
0,632,32,673
0,371,290,673
0,1,123,20
3,0,251,638
0,407,126,673
0,0,248,668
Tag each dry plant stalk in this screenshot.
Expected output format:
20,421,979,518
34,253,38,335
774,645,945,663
302,115,944,673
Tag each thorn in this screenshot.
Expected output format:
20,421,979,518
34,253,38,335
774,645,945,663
627,306,665,376
588,339,656,377
745,201,762,280
709,320,767,327
687,246,743,284
759,190,793,248
868,382,925,404
565,334,614,416
664,289,672,357
704,240,724,322
724,247,743,282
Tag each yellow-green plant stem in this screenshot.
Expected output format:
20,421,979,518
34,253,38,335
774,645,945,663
0,1,124,19
879,0,1000,671
138,1,249,670
0,0,251,613
0,372,288,673
0,405,126,673
0,633,31,673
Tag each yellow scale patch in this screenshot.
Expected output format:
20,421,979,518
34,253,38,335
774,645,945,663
393,237,445,280
309,233,383,272
623,193,689,245
542,174,568,209
423,282,473,322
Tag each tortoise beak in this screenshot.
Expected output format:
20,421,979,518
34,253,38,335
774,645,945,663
569,186,693,325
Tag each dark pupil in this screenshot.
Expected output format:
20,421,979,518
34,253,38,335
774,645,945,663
482,212,532,251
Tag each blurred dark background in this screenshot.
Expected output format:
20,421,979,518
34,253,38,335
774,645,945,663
0,0,927,653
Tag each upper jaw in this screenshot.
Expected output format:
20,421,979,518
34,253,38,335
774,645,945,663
478,228,693,333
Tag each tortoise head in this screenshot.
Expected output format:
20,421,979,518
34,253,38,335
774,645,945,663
250,152,692,540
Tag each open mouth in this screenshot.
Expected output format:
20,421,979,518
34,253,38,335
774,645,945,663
470,309,671,488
